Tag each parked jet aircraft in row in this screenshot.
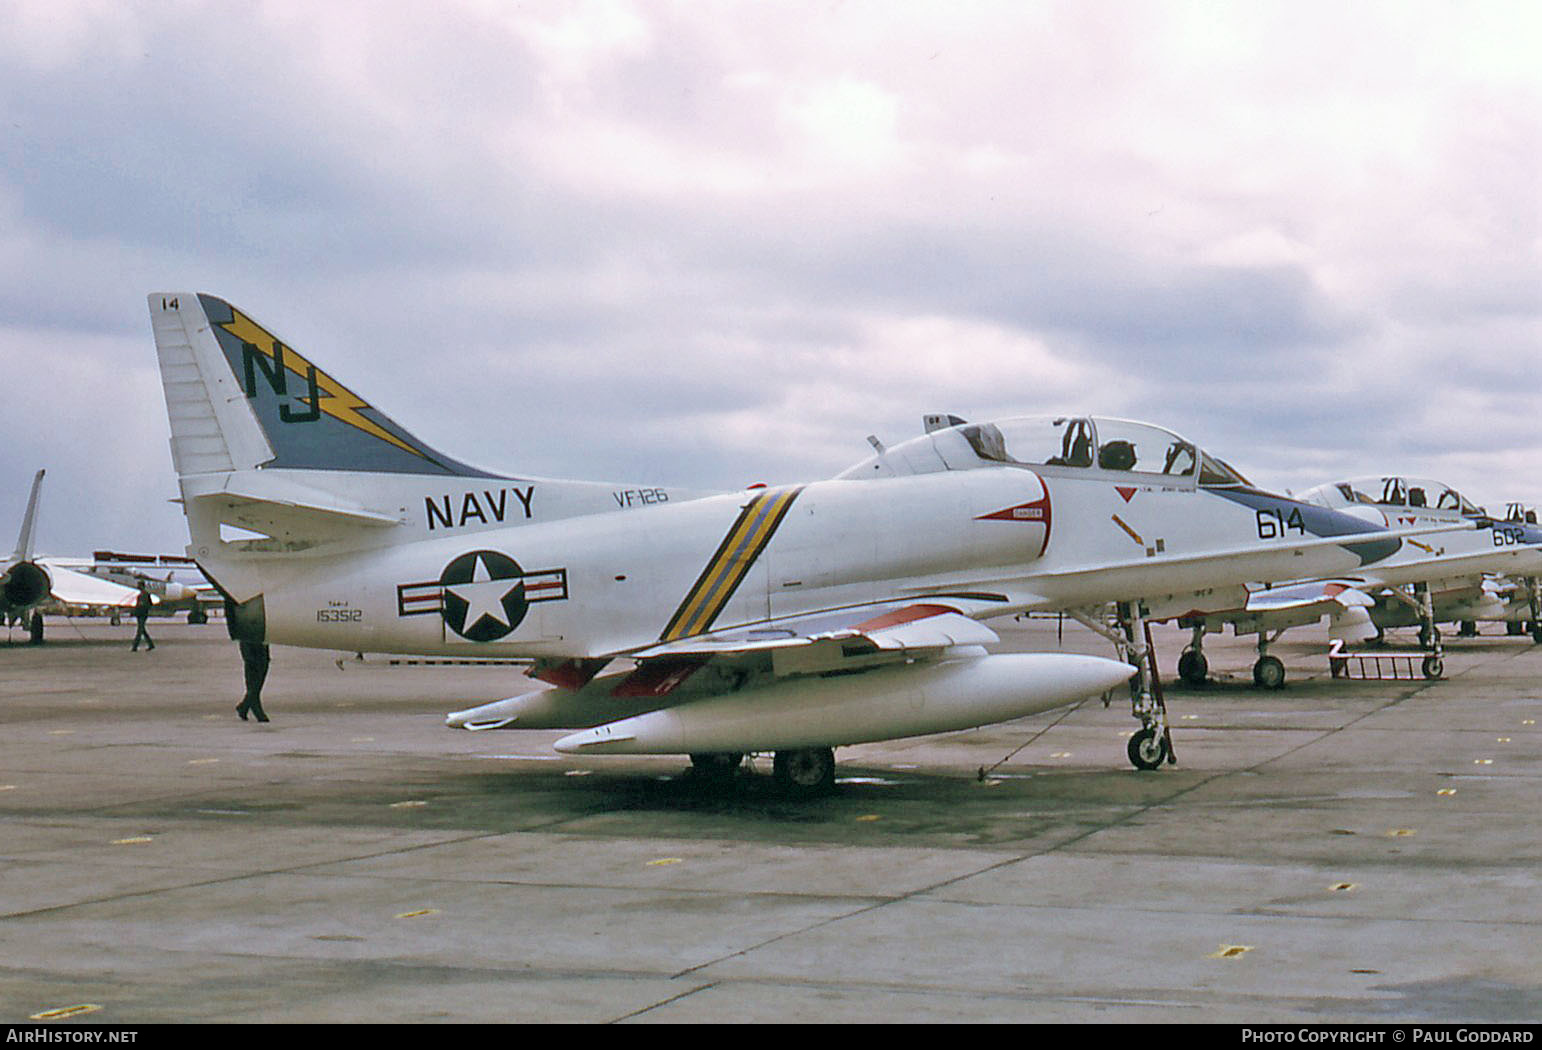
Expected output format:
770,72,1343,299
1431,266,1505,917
147,293,1460,792
2,471,148,639
63,551,218,622
1171,477,1542,687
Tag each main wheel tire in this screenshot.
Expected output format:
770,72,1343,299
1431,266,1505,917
1127,727,1168,771
773,747,836,796
689,752,744,782
1252,654,1285,690
1422,655,1444,680
1177,648,1208,686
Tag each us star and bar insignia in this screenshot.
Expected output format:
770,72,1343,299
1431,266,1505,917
398,550,568,642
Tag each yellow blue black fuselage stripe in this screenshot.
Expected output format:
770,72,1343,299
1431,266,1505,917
661,487,804,641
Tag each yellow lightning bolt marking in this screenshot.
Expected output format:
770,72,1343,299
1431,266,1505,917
218,308,427,460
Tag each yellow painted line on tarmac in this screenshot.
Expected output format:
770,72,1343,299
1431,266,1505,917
395,909,439,919
1437,788,1457,796
646,857,682,867
188,758,219,766
1387,829,1416,838
856,814,881,823
1209,945,1252,959
112,836,153,845
31,1004,101,1021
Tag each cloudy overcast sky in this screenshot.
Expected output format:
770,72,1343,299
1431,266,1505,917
1,0,1538,556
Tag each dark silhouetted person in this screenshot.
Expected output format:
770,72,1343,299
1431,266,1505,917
130,583,155,651
237,640,270,722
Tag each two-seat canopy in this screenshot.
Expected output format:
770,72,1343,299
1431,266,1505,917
839,415,1251,489
1297,476,1484,517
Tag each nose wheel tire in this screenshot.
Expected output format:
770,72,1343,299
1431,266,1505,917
1421,656,1444,680
1127,727,1169,771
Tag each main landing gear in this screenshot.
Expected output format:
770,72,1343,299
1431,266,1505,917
1176,623,1209,687
1252,634,1287,690
772,747,836,796
1177,624,1287,690
688,751,744,783
689,747,836,796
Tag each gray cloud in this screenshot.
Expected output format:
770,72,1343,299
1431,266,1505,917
1,1,1539,554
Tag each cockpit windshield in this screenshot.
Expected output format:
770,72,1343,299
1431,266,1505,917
951,418,1199,478
1305,476,1483,516
837,415,1239,487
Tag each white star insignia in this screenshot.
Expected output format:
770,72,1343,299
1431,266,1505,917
446,554,520,632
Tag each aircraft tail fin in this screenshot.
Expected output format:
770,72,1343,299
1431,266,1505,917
12,469,44,562
148,293,496,481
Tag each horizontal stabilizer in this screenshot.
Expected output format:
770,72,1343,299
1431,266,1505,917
188,472,402,528
38,562,144,608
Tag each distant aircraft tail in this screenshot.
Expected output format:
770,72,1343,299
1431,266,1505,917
3,470,50,613
11,469,44,562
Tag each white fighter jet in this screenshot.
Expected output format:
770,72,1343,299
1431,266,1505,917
2,470,147,639
1171,476,1542,687
147,293,1438,792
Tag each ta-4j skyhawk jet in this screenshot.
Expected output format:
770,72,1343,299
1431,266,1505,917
148,293,1443,793
1171,476,1542,687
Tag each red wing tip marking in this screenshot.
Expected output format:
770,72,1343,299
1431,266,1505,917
849,603,961,633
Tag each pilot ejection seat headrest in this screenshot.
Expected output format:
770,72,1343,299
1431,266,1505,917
1098,440,1136,471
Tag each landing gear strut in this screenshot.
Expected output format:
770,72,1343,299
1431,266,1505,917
1069,603,1177,771
1116,603,1174,770
1414,582,1445,680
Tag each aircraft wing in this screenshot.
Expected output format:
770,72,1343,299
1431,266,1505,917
1245,580,1374,614
601,599,1002,698
631,600,999,660
39,561,145,608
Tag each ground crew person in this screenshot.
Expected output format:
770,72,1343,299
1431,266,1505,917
130,583,155,651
